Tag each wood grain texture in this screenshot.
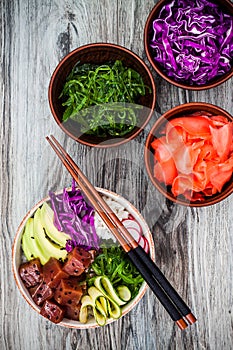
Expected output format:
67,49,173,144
0,0,232,349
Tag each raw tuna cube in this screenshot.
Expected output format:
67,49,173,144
54,278,83,306
29,280,54,305
19,258,43,288
43,258,69,288
65,303,81,321
40,299,65,324
63,247,92,276
66,276,87,293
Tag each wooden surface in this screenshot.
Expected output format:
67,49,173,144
0,0,233,349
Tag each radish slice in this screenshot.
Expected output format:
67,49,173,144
137,236,146,250
142,236,150,254
137,236,149,253
122,219,142,234
127,214,134,220
122,219,150,253
138,236,149,254
122,226,141,243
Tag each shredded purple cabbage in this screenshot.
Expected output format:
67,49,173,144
149,0,233,85
49,179,100,252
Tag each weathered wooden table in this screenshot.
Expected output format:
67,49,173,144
1,1,232,349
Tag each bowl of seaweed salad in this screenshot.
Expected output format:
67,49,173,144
49,43,156,148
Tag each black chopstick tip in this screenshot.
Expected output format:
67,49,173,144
176,313,197,330
185,313,197,325
176,318,188,330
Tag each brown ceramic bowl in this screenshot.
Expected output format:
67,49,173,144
144,0,233,90
145,103,233,207
49,43,156,148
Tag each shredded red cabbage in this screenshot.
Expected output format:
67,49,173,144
49,179,100,252
149,0,233,85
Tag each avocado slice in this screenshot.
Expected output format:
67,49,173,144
22,218,34,260
33,207,68,263
21,217,48,265
40,202,70,247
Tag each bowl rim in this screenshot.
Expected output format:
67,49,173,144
48,42,157,148
144,102,233,207
144,0,233,91
12,187,155,328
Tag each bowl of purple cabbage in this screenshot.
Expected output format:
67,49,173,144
144,0,233,90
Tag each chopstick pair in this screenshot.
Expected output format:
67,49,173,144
46,135,197,330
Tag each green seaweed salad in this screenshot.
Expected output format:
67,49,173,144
59,60,151,137
87,245,144,299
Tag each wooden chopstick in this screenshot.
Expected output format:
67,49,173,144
46,135,196,330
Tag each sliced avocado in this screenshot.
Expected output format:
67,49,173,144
21,217,48,265
22,218,35,260
40,202,70,246
33,207,68,263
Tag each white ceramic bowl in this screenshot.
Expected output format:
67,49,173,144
12,187,155,328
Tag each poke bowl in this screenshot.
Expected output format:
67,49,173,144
144,0,233,90
144,102,233,207
12,184,155,328
48,43,156,148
